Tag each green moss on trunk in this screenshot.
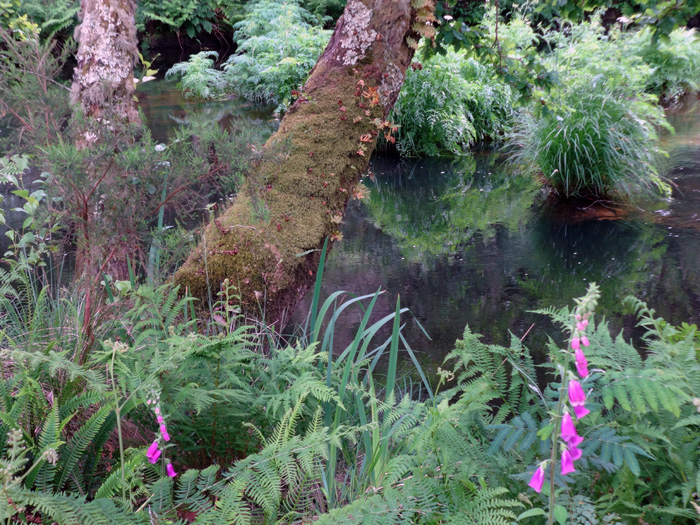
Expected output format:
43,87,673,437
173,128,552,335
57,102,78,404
174,0,430,326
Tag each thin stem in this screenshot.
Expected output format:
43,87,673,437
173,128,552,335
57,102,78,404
548,349,572,525
110,345,128,503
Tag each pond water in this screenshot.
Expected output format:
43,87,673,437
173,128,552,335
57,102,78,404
138,84,700,372
293,105,700,372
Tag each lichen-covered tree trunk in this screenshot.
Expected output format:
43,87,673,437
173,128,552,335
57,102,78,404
174,0,434,327
69,0,141,281
71,0,140,135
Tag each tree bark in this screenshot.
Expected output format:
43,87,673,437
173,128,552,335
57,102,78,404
71,0,140,139
174,0,434,327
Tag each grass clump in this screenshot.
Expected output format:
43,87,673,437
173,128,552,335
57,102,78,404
390,48,517,156
510,18,674,199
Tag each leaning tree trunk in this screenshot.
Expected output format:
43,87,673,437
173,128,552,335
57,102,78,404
174,0,435,327
71,0,140,136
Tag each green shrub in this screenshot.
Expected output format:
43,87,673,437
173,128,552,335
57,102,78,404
137,0,235,38
223,0,331,108
624,27,700,103
390,48,517,156
0,0,78,40
510,84,671,198
164,51,227,99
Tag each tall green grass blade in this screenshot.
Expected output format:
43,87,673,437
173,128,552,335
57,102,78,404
126,255,135,290
102,273,114,304
385,295,401,407
399,332,434,400
308,237,328,343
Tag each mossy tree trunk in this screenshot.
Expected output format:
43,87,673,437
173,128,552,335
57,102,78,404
71,0,140,138
174,0,435,327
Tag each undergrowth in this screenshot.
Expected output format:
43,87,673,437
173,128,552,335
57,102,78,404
1,243,699,523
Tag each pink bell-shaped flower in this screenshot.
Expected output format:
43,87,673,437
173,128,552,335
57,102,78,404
160,423,170,442
575,348,589,377
573,404,590,419
166,463,177,478
581,336,590,347
560,413,577,442
569,446,583,461
571,337,581,351
148,448,161,464
528,465,545,493
147,440,159,459
561,449,576,475
568,379,586,406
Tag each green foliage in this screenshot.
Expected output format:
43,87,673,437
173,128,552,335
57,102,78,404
0,0,78,40
391,48,517,156
0,27,73,151
223,0,331,108
165,0,331,110
3,238,700,523
623,27,700,103
137,0,231,38
479,291,700,523
165,51,227,99
510,19,674,199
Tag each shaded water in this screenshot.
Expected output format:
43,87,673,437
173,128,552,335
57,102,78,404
292,106,700,372
136,84,700,373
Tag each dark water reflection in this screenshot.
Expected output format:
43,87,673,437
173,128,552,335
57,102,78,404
136,80,276,143
293,107,700,373
132,82,699,375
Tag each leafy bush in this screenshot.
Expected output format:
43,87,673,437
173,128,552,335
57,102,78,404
137,0,237,37
0,0,78,39
624,27,700,103
391,48,517,156
510,19,673,199
165,51,227,99
222,0,331,108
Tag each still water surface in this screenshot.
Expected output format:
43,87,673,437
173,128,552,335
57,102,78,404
138,83,700,372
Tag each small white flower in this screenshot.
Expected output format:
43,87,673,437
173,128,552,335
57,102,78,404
155,144,167,152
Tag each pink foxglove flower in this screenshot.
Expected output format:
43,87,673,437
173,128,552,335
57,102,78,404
166,463,177,478
148,448,161,464
147,440,159,459
528,465,545,493
581,336,590,347
160,424,170,441
575,348,589,377
157,415,164,424
573,404,590,419
561,449,576,475
571,337,581,351
577,321,586,331
568,379,586,406
560,413,576,441
569,446,583,461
